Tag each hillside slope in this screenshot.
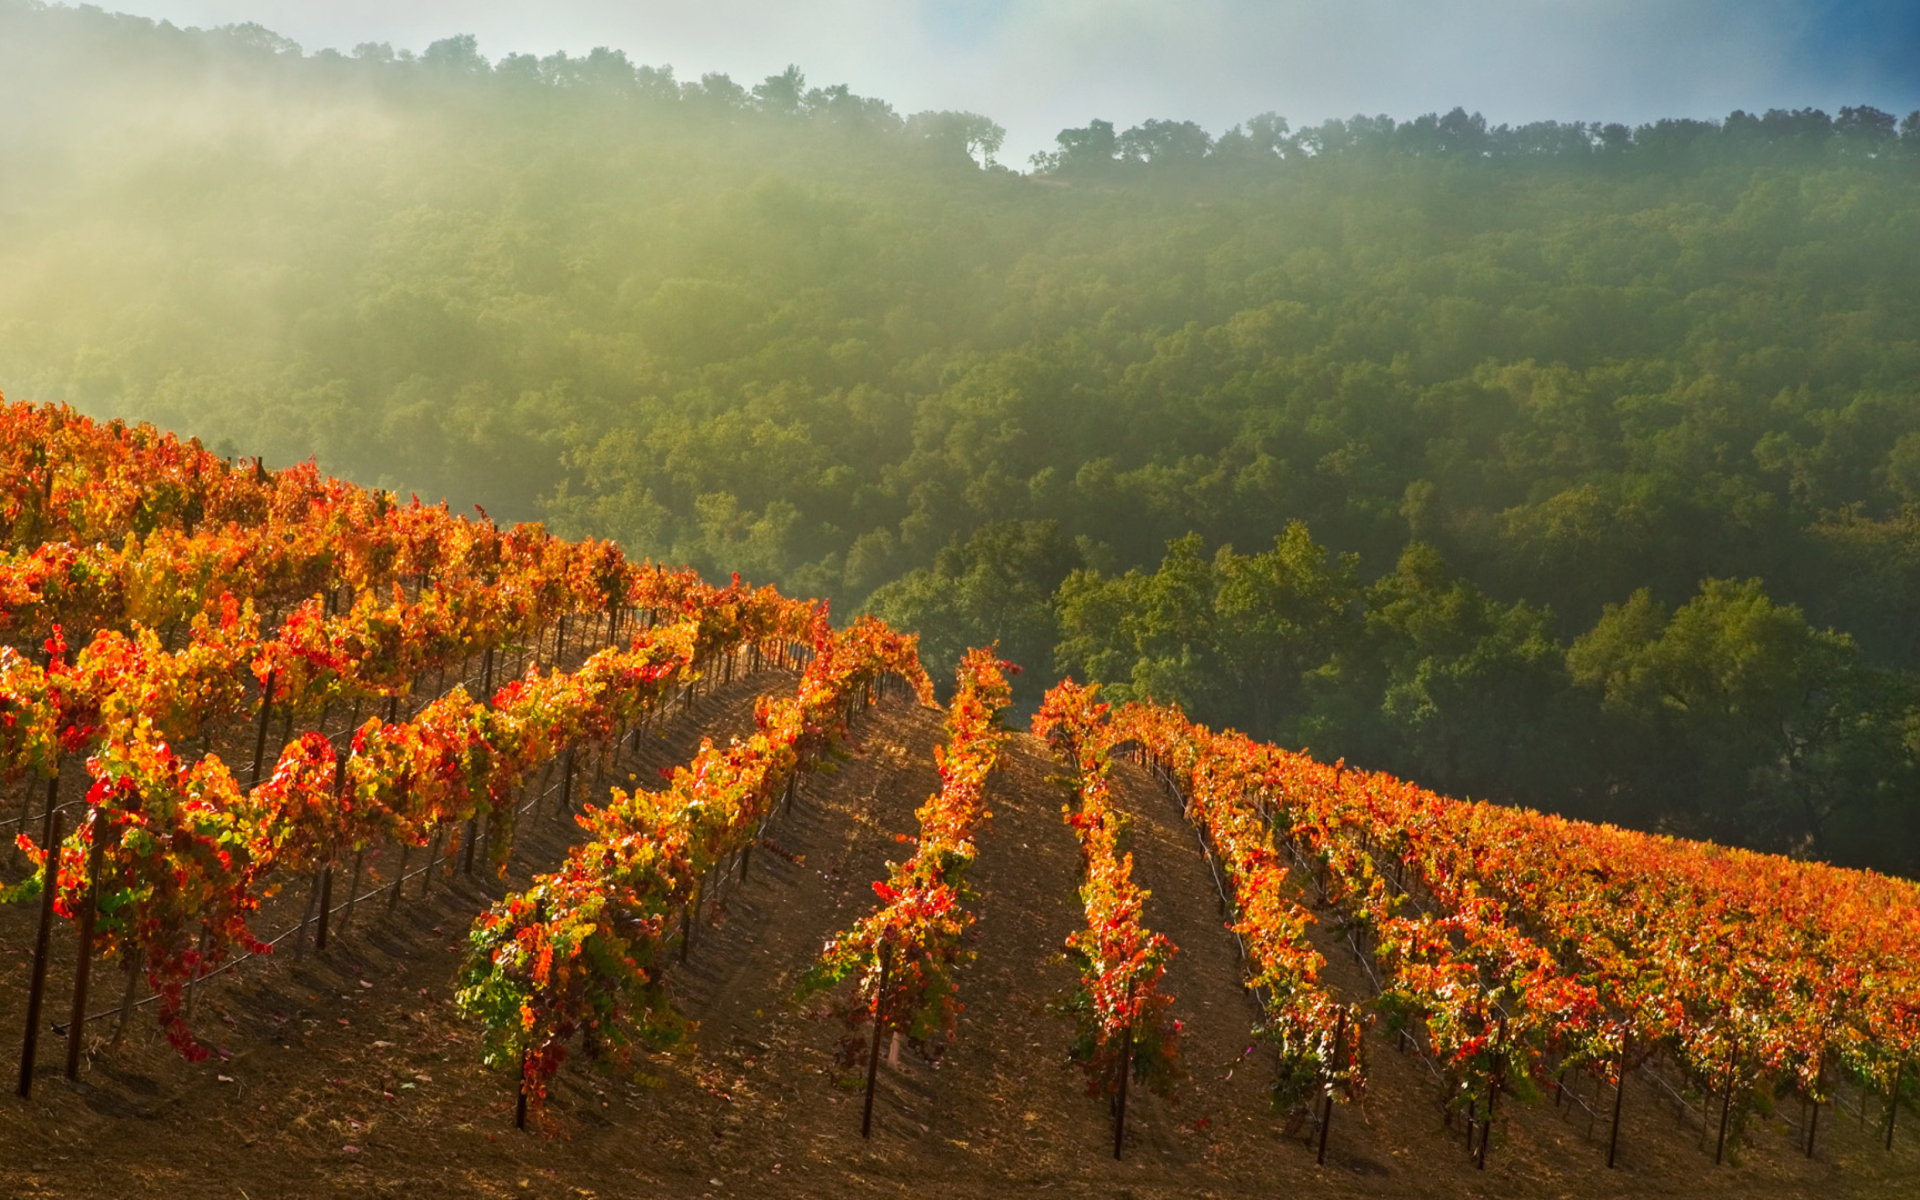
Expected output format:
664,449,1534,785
0,689,1912,1198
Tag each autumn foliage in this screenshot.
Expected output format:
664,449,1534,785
1031,680,1182,1100
802,646,1017,1059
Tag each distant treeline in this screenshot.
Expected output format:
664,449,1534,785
9,2,1913,173
0,5,1008,166
1037,105,1920,171
6,1,1920,872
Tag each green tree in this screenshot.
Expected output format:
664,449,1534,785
1358,543,1576,804
1055,524,1361,743
1210,521,1361,738
866,520,1079,700
1055,532,1223,715
1569,579,1912,861
6,4,1920,866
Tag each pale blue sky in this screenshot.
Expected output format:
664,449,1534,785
92,1,1920,160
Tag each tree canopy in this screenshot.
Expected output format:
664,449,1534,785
5,1,1920,869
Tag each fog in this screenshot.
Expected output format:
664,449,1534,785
5,1,1920,865
88,0,1920,162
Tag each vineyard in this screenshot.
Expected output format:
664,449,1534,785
0,398,1916,1198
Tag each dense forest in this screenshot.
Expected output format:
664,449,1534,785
5,1,1920,870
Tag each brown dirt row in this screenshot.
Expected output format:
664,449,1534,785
0,661,784,1199
0,693,1912,1197
1101,753,1916,1199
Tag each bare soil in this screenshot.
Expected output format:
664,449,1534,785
0,691,1913,1198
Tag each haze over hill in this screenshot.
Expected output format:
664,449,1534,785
4,1,1920,873
76,0,1920,163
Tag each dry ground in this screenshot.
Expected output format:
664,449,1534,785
0,686,1914,1199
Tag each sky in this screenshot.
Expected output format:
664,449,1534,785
84,0,1920,162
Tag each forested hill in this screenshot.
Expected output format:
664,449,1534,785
6,1,1920,871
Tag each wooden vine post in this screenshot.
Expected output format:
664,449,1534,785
104,962,140,1056
516,1045,530,1130
16,800,62,1098
861,942,894,1139
463,655,495,877
339,844,366,936
65,806,111,1080
1607,1034,1628,1168
314,862,335,954
679,879,698,964
1317,1006,1347,1166
388,840,409,912
1714,1040,1739,1165
1477,1017,1505,1170
1806,1054,1823,1158
1114,981,1138,1160
291,867,321,959
249,666,277,787
12,777,34,870
1890,1062,1904,1150
315,748,348,953
179,931,207,1025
